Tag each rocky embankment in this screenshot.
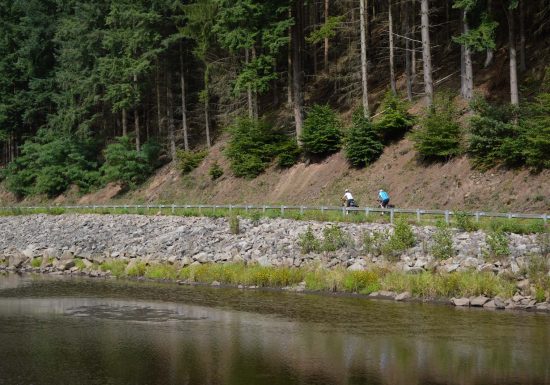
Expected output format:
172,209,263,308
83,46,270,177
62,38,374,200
0,214,548,311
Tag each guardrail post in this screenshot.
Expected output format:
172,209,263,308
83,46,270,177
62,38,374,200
300,206,304,215
245,205,249,213
507,213,512,220
172,204,175,214
543,214,547,224
445,210,450,224
281,205,285,217
342,206,346,216
365,207,369,217
262,205,266,214
475,212,480,222
229,204,232,213
390,208,394,224
416,209,421,223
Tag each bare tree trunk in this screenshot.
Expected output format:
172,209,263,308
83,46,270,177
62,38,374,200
507,7,519,106
204,65,212,148
462,10,473,100
360,0,370,117
519,0,526,72
122,108,128,136
252,46,259,119
245,48,253,119
420,0,434,107
404,0,413,101
411,0,416,77
287,7,293,107
324,0,329,72
292,0,305,142
156,63,162,135
179,43,189,151
134,74,140,151
388,1,396,94
484,0,494,67
166,72,177,160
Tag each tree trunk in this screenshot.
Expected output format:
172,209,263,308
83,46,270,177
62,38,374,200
287,7,293,107
156,62,162,135
484,0,494,68
388,1,396,94
360,0,370,117
252,46,259,119
292,0,305,142
179,43,189,151
519,0,526,72
404,0,413,101
166,72,177,160
420,0,433,107
204,65,212,148
462,10,473,100
507,7,519,106
245,48,253,119
324,0,329,72
122,108,128,136
411,0,416,77
134,74,140,151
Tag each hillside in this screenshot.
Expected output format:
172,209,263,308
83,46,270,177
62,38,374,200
18,134,541,214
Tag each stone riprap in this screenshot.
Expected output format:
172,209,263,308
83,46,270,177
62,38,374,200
0,214,548,311
0,214,543,271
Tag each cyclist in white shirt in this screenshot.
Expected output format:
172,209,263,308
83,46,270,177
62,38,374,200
342,189,356,208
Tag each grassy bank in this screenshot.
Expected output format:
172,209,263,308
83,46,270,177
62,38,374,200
0,205,547,234
86,260,548,301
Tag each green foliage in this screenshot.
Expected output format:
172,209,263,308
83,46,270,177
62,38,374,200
126,261,147,277
486,228,510,258
3,129,99,197
363,230,388,256
209,162,224,180
100,136,157,187
31,257,43,268
522,92,550,170
454,211,479,232
343,270,381,293
298,226,321,254
229,215,240,234
322,225,352,252
176,150,208,175
300,104,343,157
413,94,463,160
382,219,416,260
100,260,128,277
345,109,384,167
306,15,344,44
375,92,414,142
144,263,178,280
275,140,301,168
74,259,86,270
431,221,455,260
225,117,291,178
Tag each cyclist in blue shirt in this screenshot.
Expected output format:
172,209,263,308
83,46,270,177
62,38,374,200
378,189,390,208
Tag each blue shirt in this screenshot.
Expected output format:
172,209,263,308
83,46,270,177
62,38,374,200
379,191,389,201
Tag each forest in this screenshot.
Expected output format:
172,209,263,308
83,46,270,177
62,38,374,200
0,0,548,198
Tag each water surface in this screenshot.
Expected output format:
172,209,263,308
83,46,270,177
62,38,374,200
0,273,549,385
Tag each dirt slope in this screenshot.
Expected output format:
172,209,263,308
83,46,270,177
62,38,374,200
113,137,549,213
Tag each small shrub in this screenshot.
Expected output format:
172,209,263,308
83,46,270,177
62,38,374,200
100,136,157,187
344,109,384,167
299,226,321,254
31,257,43,268
176,149,208,174
209,162,224,180
413,93,462,160
74,259,86,270
537,231,550,258
363,230,388,256
322,225,352,252
485,228,510,258
229,215,240,234
375,91,414,142
275,140,301,168
431,221,455,260
454,211,479,232
300,104,343,157
382,219,416,260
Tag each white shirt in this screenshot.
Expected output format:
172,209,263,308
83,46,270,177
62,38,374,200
344,192,353,200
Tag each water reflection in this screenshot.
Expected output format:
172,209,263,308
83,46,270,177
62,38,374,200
0,275,549,385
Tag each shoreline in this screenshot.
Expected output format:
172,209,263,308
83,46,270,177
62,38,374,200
3,264,549,315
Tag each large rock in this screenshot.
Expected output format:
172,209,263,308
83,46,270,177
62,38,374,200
470,296,490,307
6,248,29,269
451,297,470,307
395,292,411,301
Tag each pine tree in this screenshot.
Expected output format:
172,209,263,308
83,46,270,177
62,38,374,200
345,109,384,167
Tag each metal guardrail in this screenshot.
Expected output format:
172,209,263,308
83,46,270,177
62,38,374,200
0,204,547,224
